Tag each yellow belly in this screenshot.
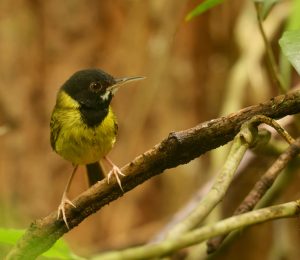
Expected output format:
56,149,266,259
51,103,117,165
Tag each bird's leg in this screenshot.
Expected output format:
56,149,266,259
57,165,78,229
104,156,125,191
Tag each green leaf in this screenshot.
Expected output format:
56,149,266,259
279,30,300,75
43,239,82,259
279,0,300,87
185,0,224,21
0,228,23,245
0,228,83,259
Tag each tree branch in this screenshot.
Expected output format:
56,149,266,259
6,90,300,259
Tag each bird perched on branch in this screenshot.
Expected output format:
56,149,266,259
50,69,145,228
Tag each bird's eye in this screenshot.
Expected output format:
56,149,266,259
89,82,104,92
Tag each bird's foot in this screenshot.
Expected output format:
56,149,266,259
107,165,125,191
57,192,76,229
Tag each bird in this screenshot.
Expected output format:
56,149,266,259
50,69,145,228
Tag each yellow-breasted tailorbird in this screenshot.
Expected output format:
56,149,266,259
50,69,145,228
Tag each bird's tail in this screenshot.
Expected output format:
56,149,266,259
86,161,105,187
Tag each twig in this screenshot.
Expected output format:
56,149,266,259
245,115,294,144
6,90,300,259
91,201,300,259
207,138,300,253
255,2,287,93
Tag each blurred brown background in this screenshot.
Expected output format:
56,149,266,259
1,0,300,259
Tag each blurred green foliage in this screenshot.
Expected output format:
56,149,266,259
0,228,81,259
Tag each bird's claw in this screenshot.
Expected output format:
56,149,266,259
107,165,125,191
57,193,76,229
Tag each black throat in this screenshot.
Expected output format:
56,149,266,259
79,105,109,128
78,93,113,128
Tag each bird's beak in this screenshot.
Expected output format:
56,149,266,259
108,76,145,93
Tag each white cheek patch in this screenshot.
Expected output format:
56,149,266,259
101,91,111,101
100,87,119,100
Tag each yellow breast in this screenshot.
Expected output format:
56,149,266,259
50,91,117,165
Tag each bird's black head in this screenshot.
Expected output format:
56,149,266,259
62,69,116,110
61,69,144,127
